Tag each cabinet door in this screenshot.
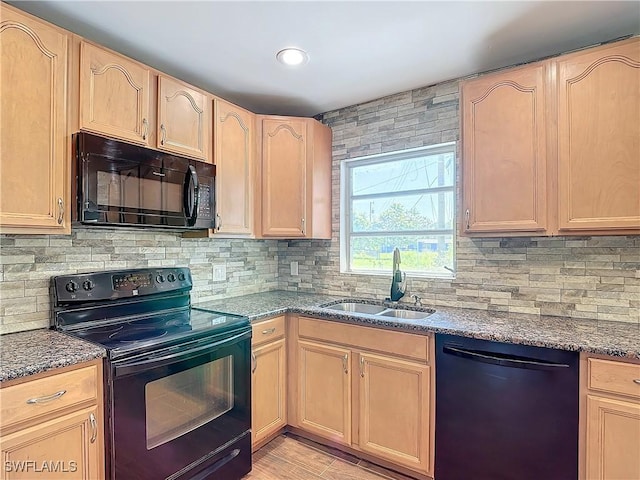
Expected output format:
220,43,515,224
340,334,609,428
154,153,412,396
251,338,286,448
214,99,254,236
461,63,548,234
261,118,307,237
557,40,640,232
297,340,351,445
157,76,208,160
80,41,150,145
585,395,640,480
0,406,102,480
357,352,430,474
0,8,69,233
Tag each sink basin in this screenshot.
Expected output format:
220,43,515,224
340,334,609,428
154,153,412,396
324,302,387,314
378,308,433,320
322,302,434,320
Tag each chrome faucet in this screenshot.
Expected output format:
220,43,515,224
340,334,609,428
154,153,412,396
390,247,406,302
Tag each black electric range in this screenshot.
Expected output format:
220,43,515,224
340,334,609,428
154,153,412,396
51,267,252,480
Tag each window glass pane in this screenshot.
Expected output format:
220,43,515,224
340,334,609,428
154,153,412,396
351,152,454,196
350,234,454,274
352,192,454,232
145,356,233,449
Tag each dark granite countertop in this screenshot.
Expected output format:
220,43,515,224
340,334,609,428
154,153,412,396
195,291,640,360
0,330,106,383
3,290,637,383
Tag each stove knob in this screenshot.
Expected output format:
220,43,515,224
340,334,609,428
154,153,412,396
65,281,79,293
177,272,186,281
167,273,176,282
156,274,165,284
82,280,94,291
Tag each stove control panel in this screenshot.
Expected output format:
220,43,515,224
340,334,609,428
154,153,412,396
53,267,192,304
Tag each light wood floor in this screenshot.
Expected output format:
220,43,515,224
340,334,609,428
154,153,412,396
245,434,415,480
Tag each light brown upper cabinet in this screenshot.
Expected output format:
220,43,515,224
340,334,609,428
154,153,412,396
0,5,70,234
214,98,255,236
556,40,640,233
462,63,549,235
461,37,640,237
257,116,332,239
80,41,151,146
157,76,209,160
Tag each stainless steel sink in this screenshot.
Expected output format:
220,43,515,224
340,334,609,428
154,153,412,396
378,308,433,320
324,302,387,314
323,302,434,320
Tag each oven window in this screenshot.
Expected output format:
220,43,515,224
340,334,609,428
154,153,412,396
145,356,234,449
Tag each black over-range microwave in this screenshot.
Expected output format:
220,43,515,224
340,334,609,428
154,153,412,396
73,132,215,230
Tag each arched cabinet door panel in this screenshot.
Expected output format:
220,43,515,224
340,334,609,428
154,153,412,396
157,76,209,160
0,7,70,233
80,41,150,145
556,40,640,232
214,99,255,236
461,62,548,235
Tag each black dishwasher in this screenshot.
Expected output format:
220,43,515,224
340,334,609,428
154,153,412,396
435,334,579,480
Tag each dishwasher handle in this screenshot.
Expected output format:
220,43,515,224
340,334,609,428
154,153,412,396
442,345,570,371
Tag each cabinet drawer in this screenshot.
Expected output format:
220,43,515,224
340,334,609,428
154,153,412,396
299,317,429,362
0,364,99,430
252,316,286,347
588,358,640,399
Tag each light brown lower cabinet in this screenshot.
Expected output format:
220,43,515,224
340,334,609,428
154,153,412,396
583,355,640,480
297,340,352,446
251,316,287,450
291,316,434,478
0,359,105,480
358,352,430,473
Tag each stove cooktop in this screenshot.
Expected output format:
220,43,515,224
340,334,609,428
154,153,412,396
63,307,249,358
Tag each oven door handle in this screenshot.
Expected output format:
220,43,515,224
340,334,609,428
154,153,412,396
114,330,250,378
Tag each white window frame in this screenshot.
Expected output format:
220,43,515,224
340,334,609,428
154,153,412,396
340,142,456,279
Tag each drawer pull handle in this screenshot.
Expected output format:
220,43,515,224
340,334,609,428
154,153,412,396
633,379,640,385
360,356,365,377
251,352,257,374
262,328,276,335
89,413,97,443
26,390,66,404
342,353,348,374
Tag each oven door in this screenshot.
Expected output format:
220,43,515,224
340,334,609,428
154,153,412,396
108,328,251,480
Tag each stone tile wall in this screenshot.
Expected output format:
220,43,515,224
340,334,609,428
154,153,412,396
278,81,640,324
0,229,279,334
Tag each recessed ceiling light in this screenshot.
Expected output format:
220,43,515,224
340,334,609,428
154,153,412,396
276,48,309,67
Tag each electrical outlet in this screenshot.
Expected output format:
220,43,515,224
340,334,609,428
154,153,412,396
290,261,298,276
213,264,226,282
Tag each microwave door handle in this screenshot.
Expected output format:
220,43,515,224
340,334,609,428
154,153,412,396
184,165,199,226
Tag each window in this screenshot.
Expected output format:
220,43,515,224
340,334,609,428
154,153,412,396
340,143,456,277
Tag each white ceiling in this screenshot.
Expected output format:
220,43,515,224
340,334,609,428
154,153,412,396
7,1,640,117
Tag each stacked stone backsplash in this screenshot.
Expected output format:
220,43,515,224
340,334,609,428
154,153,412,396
0,229,279,334
279,80,640,325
